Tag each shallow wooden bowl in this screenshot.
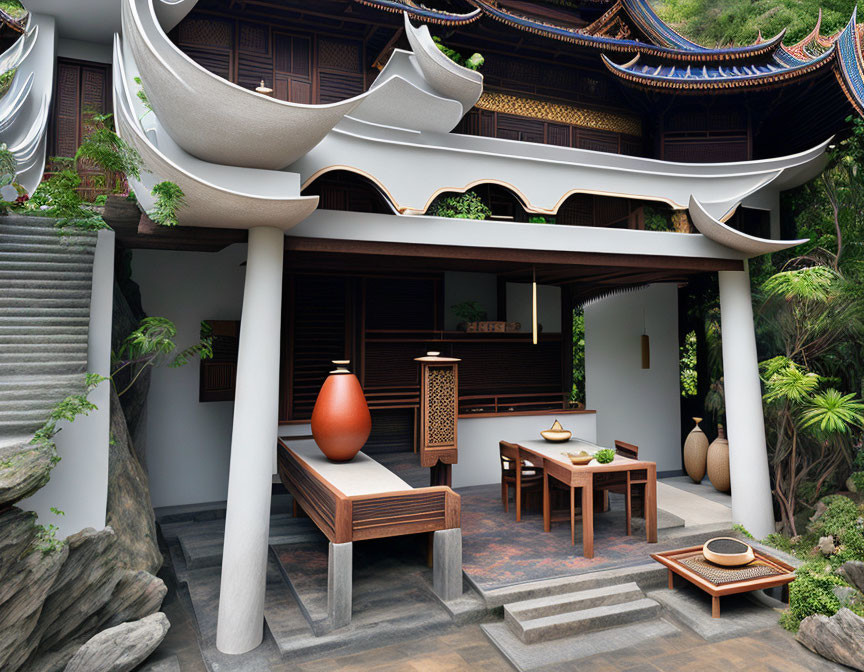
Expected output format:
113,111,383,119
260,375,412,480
541,430,572,442
702,537,755,566
565,453,592,465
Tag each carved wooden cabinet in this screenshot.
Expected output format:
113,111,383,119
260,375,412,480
415,352,460,486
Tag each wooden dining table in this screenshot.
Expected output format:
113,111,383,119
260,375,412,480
511,438,658,558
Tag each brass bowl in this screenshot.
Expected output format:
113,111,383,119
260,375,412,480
702,537,755,566
541,430,572,442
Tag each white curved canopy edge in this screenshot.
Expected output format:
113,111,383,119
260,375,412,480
403,12,483,114
0,14,54,195
292,118,831,218
114,35,318,230
688,195,808,256
124,0,448,170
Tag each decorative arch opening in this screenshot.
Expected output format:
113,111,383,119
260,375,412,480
555,192,682,231
301,169,395,215
425,183,538,222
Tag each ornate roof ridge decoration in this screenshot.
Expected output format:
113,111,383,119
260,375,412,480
834,9,864,117
581,0,629,39
466,0,787,61
474,90,642,136
688,196,808,257
353,0,482,25
600,43,836,91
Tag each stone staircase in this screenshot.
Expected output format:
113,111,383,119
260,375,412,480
0,216,97,441
503,582,660,644
481,568,676,671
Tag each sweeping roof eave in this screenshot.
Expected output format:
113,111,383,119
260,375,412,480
600,45,837,92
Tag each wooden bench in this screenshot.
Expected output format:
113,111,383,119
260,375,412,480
277,437,462,628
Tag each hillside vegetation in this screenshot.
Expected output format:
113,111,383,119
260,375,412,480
650,0,856,47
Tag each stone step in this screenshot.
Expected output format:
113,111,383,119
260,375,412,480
0,398,55,414
0,347,88,362
0,261,94,274
504,582,644,625
481,618,680,672
0,286,92,298
510,597,661,644
0,360,88,376
0,250,96,264
0,215,73,229
0,324,90,336
0,240,97,254
0,408,52,423
0,333,89,345
0,269,93,282
0,306,90,318
0,278,92,290
0,419,44,435
0,296,91,309
477,563,667,608
0,222,95,238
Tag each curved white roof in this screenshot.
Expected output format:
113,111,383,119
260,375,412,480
688,196,808,256
113,34,318,230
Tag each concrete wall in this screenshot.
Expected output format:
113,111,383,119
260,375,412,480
57,38,112,63
506,283,561,333
22,230,115,538
584,284,682,474
454,412,596,488
133,244,247,508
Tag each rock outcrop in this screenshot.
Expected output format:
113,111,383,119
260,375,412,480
0,440,56,506
796,608,864,671
106,389,161,574
0,509,168,672
64,612,170,672
841,560,864,593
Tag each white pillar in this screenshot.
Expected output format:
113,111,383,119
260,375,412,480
718,262,775,539
216,226,284,654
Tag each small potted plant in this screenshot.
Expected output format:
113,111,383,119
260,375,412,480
451,301,487,331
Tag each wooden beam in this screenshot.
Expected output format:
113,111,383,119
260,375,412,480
284,236,743,272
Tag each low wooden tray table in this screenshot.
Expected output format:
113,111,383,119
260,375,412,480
651,545,795,618
277,437,462,629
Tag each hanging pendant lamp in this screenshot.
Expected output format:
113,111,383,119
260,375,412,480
532,267,538,345
641,308,650,369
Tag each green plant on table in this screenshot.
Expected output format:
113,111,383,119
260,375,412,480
595,448,616,464
450,300,486,324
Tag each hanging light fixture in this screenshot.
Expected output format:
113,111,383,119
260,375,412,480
532,267,538,345
641,308,650,369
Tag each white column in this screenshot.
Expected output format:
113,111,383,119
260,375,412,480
718,262,775,539
216,226,284,654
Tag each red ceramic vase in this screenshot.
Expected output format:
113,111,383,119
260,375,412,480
311,361,372,462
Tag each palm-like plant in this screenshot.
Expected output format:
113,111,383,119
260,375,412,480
801,389,864,434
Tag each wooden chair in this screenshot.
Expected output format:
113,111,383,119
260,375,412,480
499,441,543,521
601,440,644,536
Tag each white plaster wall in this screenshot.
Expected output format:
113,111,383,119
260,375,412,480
443,271,497,330
22,230,115,538
584,284,681,474
506,283,561,333
454,412,596,488
57,38,112,63
133,243,248,508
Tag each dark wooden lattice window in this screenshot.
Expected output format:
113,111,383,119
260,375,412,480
48,58,112,198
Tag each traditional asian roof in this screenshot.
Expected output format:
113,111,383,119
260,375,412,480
834,9,864,116
600,45,836,91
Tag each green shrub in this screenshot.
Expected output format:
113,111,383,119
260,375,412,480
148,181,186,227
851,471,864,492
431,36,483,71
781,559,851,631
815,495,860,538
430,191,491,220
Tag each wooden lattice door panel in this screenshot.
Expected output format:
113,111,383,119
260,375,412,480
417,356,460,468
49,59,112,198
